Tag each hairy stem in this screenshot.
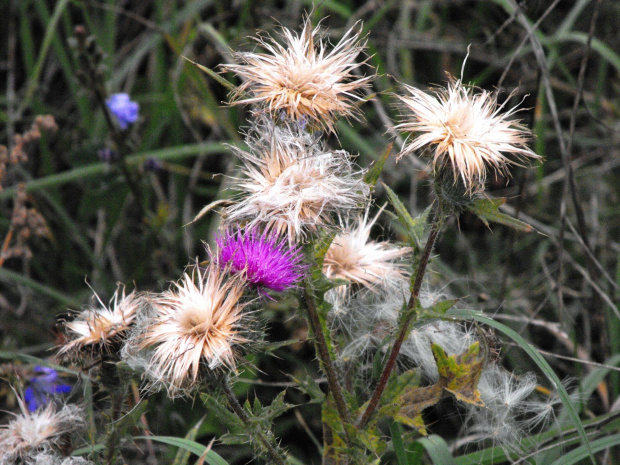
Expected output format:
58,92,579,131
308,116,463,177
302,282,352,430
222,378,287,465
357,209,442,428
104,387,125,465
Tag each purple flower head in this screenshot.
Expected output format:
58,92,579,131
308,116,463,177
24,366,71,412
106,93,139,130
215,227,306,295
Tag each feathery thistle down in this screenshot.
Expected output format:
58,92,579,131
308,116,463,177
58,286,141,362
215,227,306,295
323,208,411,294
126,264,250,396
395,78,540,194
225,117,369,242
0,397,84,463
223,20,372,132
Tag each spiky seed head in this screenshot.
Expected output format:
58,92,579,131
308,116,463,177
131,263,249,396
0,398,84,463
395,77,540,195
224,117,369,243
223,19,372,133
215,227,306,295
58,286,141,362
323,208,411,294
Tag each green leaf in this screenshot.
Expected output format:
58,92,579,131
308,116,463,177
290,372,325,404
364,143,393,187
414,435,457,465
466,197,534,233
426,298,459,316
432,342,485,407
384,183,430,248
136,436,229,465
447,309,596,465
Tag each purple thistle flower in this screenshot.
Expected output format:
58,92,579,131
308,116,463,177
215,228,306,295
24,366,71,412
106,93,139,130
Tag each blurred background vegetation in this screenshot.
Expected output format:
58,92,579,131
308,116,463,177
1,0,619,463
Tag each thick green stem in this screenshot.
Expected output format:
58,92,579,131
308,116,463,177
357,210,443,428
302,282,352,429
222,378,288,465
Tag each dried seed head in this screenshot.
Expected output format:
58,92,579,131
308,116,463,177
395,77,540,195
0,398,84,463
223,19,373,132
323,208,411,294
126,263,251,397
58,286,141,362
224,116,369,243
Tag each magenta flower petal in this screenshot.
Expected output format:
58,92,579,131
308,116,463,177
215,228,306,294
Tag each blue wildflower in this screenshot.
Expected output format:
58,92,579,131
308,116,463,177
24,366,71,412
106,93,139,130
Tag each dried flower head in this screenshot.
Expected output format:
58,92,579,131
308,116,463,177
225,117,369,242
0,397,84,463
129,264,250,396
323,208,411,293
58,286,141,361
395,78,540,194
215,227,306,295
223,19,372,132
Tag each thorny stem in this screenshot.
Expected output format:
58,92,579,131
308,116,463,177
222,378,287,465
302,282,352,432
357,208,443,428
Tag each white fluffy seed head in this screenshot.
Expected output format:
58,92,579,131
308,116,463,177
122,263,251,397
58,285,142,362
223,19,373,133
0,399,84,463
395,77,540,195
460,364,557,456
323,208,411,295
224,116,369,243
401,320,480,382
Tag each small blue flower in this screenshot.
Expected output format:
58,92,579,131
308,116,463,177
24,366,72,412
106,93,139,130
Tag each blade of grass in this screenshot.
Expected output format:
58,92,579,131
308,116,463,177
549,433,620,465
414,435,457,465
136,436,230,465
0,142,229,200
390,421,413,465
17,0,71,117
173,417,206,465
0,267,82,307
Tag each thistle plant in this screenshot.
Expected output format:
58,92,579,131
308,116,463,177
4,9,608,465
